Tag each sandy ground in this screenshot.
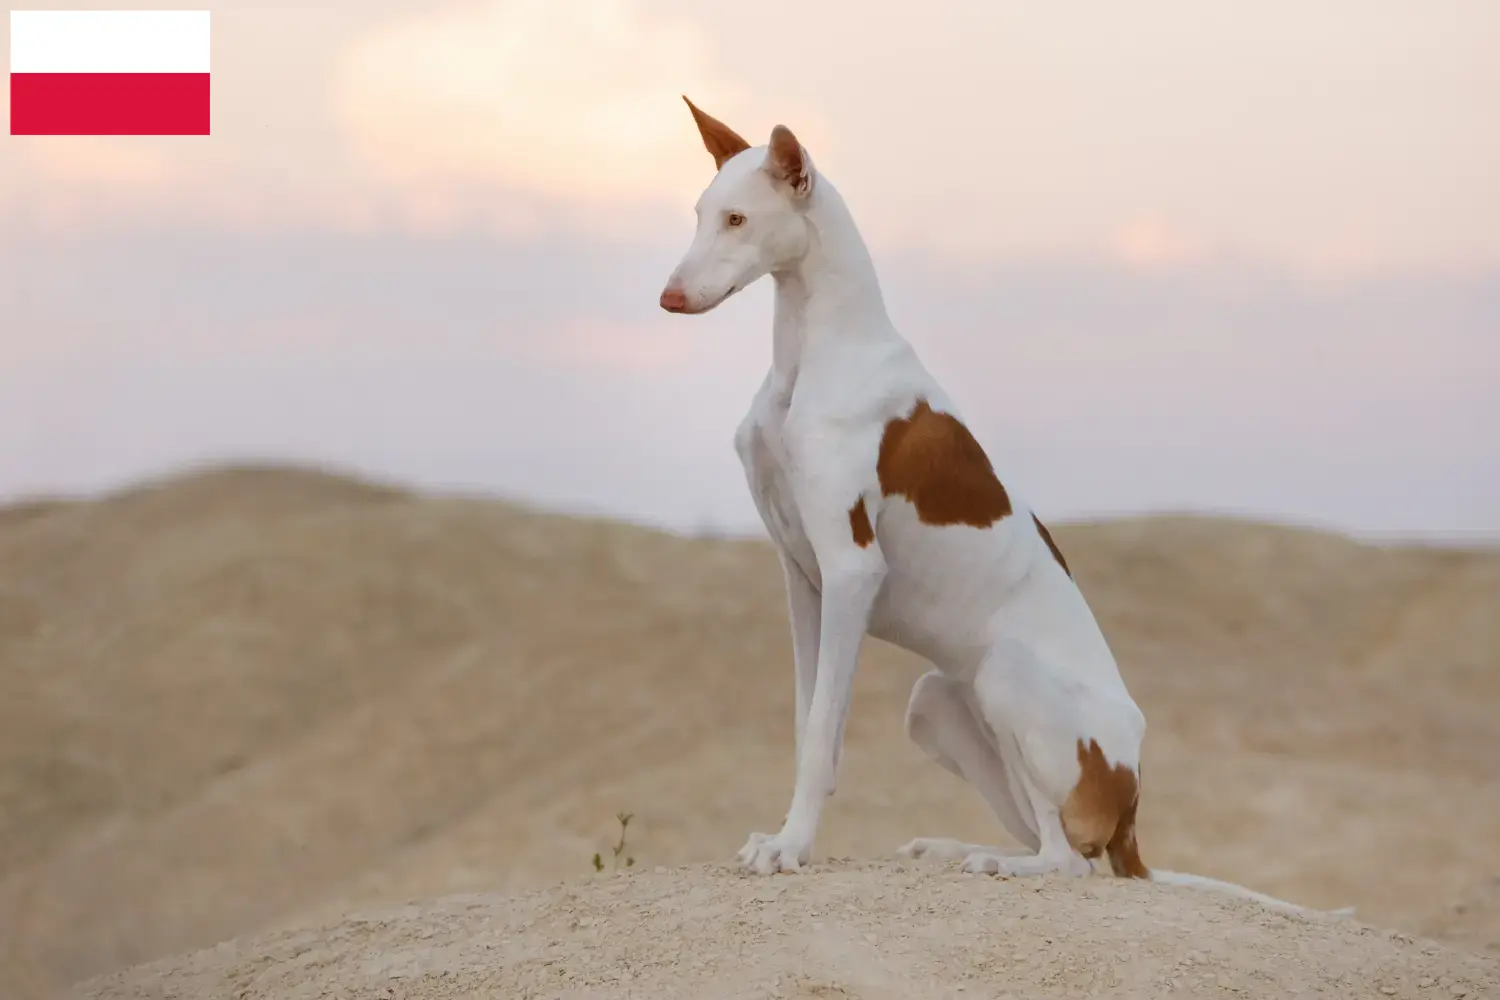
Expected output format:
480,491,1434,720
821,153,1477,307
72,863,1499,1000
2,466,1498,999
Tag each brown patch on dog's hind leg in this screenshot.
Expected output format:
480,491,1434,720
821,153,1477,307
1059,738,1149,878
1105,789,1150,879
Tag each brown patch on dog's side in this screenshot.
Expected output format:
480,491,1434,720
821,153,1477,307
1032,513,1071,578
849,498,874,548
876,400,1012,528
683,96,751,170
1060,739,1150,879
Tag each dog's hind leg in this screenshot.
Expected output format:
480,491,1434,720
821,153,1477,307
897,670,1042,862
958,640,1143,880
947,644,1351,913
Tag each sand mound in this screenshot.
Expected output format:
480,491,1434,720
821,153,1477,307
73,862,1498,1000
3,465,1498,998
1421,877,1500,957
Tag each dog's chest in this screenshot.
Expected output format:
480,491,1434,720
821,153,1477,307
736,377,821,589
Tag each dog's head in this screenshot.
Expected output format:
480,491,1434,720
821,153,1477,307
659,97,816,315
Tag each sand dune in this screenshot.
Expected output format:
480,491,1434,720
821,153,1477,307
73,863,1499,1000
2,466,1497,999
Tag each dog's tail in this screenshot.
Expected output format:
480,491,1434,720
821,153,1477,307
1098,782,1354,918
1083,757,1355,920
1146,868,1356,919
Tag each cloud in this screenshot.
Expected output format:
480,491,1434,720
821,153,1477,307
20,137,174,188
0,136,181,231
1,0,1496,274
1108,218,1212,273
331,0,757,206
1,1,781,240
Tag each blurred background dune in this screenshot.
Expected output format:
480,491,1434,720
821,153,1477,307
2,468,1497,995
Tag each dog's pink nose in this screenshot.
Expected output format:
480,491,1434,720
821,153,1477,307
659,286,688,312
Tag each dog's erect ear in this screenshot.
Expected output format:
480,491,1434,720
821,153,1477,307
766,124,813,198
683,95,751,170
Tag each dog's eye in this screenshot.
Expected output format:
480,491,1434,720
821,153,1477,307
726,212,746,228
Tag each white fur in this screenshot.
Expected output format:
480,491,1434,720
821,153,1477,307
661,118,1350,920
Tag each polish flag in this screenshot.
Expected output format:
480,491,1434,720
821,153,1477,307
9,10,210,135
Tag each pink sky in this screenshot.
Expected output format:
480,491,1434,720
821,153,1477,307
3,0,1498,540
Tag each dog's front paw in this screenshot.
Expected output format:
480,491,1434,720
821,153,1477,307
736,831,810,874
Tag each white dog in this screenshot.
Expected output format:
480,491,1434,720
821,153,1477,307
660,98,1348,918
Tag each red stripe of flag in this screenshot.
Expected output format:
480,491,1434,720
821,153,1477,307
10,73,210,135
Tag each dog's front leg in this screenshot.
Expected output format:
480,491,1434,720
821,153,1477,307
776,550,822,771
740,495,885,874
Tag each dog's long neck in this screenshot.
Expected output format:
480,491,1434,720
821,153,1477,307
770,179,891,379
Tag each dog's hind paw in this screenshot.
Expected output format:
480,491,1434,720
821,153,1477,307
962,851,1012,875
962,849,1091,878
